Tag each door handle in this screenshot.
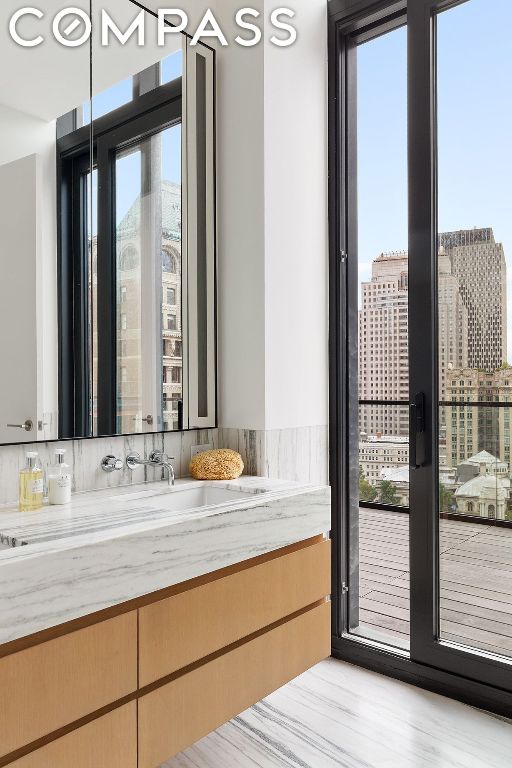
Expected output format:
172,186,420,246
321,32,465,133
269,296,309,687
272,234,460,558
6,419,33,432
132,415,153,426
409,393,425,470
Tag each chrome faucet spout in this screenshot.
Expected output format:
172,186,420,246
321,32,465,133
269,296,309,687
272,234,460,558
159,459,175,487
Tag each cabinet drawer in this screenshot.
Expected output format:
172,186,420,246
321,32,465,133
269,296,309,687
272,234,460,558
8,703,137,768
0,612,137,759
139,601,330,768
139,539,331,686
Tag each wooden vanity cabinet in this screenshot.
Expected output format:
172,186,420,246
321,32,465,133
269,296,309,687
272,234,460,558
7,705,137,768
0,612,137,761
139,538,331,685
139,602,330,768
0,536,331,768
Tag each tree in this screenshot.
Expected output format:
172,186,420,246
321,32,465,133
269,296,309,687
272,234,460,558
439,482,455,513
379,479,400,505
359,465,377,502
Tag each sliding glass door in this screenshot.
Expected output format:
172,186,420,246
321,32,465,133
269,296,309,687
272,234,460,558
330,0,512,703
409,0,512,690
354,24,410,649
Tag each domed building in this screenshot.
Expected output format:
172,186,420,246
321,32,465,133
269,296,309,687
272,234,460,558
455,464,509,520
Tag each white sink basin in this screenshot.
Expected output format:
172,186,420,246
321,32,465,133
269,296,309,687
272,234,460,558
111,484,254,510
0,482,265,548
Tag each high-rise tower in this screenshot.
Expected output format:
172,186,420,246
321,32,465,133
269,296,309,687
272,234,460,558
439,228,507,372
358,252,409,437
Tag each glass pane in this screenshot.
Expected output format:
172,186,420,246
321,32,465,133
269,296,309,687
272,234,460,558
88,169,98,436
357,406,410,649
161,50,183,85
437,0,512,658
84,78,133,124
359,408,409,506
353,25,410,649
439,404,512,658
116,148,142,433
115,124,183,433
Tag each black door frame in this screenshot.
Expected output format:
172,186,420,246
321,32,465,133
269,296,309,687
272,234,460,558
409,0,512,693
58,80,182,437
329,0,512,716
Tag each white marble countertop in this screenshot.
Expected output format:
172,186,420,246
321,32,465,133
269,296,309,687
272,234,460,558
0,476,330,645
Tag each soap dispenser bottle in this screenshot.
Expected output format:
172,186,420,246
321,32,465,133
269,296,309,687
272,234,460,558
19,452,44,511
48,448,72,505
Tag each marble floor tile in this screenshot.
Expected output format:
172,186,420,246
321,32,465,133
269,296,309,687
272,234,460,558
162,658,512,768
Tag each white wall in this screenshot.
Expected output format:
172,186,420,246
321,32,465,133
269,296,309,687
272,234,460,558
263,0,328,430
149,0,329,432
0,105,58,439
205,2,267,431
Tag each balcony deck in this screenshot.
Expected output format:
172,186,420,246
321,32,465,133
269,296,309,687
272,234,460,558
357,508,512,657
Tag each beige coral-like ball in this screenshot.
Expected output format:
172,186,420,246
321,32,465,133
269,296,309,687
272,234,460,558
189,449,244,480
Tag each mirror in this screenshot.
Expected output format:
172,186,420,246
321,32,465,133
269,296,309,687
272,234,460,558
0,2,216,445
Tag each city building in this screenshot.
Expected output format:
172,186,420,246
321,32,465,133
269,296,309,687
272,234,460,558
456,450,509,483
454,450,510,520
359,433,409,485
360,233,507,467
380,465,410,506
358,252,409,436
359,245,469,440
439,228,507,372
438,247,469,401
92,181,183,434
445,368,512,468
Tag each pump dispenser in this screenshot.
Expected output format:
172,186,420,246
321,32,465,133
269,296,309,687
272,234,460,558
19,452,44,511
48,449,72,505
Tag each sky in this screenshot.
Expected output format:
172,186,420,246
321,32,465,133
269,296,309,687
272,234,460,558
357,0,512,362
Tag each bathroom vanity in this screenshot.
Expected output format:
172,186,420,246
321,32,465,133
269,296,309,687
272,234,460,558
0,478,331,767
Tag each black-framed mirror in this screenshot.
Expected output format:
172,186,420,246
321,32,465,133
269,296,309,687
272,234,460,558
0,2,216,445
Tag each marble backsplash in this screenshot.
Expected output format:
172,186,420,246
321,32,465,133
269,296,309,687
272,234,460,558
0,424,329,504
0,429,218,505
219,426,329,486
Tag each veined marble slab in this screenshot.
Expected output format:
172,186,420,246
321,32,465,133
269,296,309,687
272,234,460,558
163,658,512,768
0,477,330,645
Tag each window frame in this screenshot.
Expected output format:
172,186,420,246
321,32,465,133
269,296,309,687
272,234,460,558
58,76,183,437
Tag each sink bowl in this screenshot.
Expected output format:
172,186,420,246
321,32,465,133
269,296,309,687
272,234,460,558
110,484,254,509
0,482,265,549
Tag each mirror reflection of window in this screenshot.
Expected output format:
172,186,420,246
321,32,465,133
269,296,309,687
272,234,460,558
51,15,215,441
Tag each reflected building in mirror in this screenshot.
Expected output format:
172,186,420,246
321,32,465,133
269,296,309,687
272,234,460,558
91,180,183,434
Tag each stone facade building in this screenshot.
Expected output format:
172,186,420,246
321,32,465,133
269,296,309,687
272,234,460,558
445,368,512,469
454,451,510,520
359,434,409,485
439,228,507,372
92,180,183,434
358,252,409,436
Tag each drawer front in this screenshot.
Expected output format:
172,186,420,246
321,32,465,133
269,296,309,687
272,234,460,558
0,612,137,759
138,601,331,768
8,704,137,768
139,539,331,685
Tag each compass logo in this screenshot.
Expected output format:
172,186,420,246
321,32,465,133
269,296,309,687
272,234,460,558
9,7,298,48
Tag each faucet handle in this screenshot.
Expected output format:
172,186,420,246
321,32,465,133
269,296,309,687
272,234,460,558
149,450,174,464
126,452,142,470
101,455,123,473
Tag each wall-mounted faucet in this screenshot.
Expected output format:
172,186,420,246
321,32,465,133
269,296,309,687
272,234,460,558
126,450,175,487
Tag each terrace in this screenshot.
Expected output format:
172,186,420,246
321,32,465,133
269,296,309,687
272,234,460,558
356,508,512,657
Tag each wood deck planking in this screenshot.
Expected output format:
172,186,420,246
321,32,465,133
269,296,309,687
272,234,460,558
357,509,512,657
